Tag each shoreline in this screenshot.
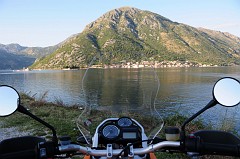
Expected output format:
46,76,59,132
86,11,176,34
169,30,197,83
27,61,240,71
4,65,238,72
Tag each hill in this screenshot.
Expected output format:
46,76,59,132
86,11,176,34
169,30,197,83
0,43,59,58
0,49,35,70
31,7,240,69
0,43,60,69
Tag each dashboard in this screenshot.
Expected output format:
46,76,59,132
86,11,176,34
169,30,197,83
97,117,142,145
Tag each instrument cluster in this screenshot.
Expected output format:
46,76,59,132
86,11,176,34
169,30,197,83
98,117,141,145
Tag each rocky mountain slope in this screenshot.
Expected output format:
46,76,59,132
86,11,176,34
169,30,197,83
29,7,240,69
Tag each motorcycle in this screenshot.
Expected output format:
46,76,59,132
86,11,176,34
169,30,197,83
0,55,240,159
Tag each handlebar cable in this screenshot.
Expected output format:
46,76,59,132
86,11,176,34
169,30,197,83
116,139,153,158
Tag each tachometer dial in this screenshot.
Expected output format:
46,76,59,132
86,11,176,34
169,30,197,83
102,125,120,139
118,117,132,127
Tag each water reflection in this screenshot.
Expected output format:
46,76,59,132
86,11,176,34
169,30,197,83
82,68,158,113
0,70,86,105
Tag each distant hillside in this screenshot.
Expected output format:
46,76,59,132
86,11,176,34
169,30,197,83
0,43,60,69
0,43,59,58
30,7,240,69
0,49,35,70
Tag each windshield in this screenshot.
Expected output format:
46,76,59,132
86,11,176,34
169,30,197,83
76,53,164,145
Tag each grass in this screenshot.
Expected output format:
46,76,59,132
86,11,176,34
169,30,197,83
1,93,81,140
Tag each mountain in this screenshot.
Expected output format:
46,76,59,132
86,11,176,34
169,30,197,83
0,43,59,58
0,43,27,53
0,43,60,69
31,7,240,69
0,49,35,70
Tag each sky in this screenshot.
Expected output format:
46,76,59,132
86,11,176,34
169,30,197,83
0,0,240,47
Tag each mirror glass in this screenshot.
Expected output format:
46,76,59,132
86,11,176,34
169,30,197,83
213,77,240,107
0,85,20,116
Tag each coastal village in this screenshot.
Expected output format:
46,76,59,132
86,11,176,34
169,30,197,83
22,60,221,71
98,60,219,69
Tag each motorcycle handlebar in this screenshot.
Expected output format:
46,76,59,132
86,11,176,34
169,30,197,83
39,138,240,158
3,138,240,158
57,141,180,156
57,139,240,157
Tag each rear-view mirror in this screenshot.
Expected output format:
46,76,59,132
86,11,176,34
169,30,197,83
0,85,20,117
213,77,240,107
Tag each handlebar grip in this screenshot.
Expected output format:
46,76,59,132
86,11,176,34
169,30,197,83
185,137,240,156
0,149,37,159
200,142,240,156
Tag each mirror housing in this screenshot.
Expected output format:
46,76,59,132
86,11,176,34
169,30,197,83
0,85,20,117
213,77,240,107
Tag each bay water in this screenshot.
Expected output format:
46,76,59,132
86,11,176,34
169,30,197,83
0,67,240,131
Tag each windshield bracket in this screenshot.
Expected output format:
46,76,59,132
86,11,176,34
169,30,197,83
106,144,113,158
128,144,134,158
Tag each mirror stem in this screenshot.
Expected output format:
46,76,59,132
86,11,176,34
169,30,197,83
17,105,58,143
180,99,218,148
181,99,217,131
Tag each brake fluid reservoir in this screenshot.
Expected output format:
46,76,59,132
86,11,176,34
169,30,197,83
165,127,180,141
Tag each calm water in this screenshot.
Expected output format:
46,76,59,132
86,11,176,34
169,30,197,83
0,67,240,130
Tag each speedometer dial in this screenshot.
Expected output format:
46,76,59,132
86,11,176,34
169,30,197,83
118,117,132,127
102,125,120,139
